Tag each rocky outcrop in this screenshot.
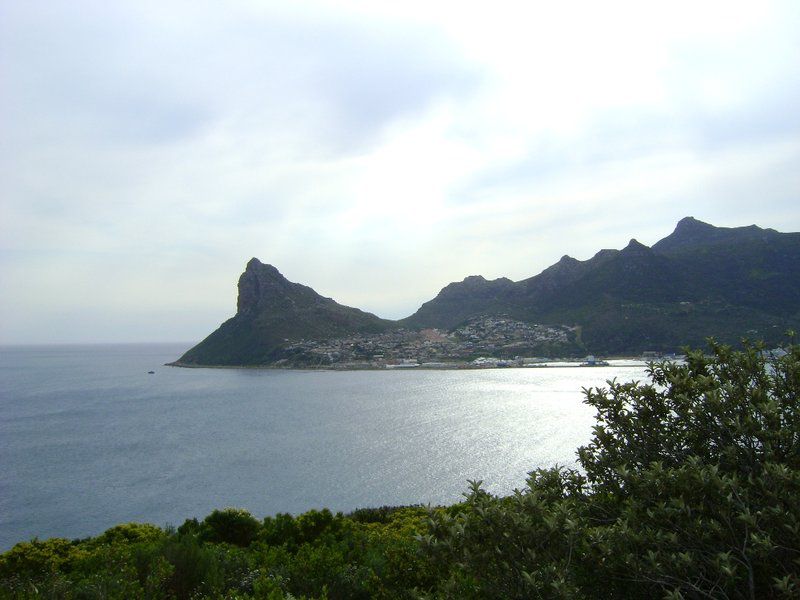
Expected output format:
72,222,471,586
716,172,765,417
173,259,392,366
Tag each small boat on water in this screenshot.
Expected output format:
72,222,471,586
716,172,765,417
148,371,155,374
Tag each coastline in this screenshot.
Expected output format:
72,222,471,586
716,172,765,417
166,358,655,371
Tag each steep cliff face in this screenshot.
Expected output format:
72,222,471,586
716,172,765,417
236,259,295,315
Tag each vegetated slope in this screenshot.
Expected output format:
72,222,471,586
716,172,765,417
402,217,800,353
398,275,518,330
651,216,800,316
174,259,393,366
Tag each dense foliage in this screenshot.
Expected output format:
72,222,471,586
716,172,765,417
0,507,434,599
3,340,798,598
422,340,800,598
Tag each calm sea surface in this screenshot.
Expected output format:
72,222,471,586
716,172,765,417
0,344,648,550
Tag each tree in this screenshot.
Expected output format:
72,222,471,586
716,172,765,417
579,340,800,494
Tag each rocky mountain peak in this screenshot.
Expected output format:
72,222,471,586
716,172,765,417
652,216,780,255
462,275,487,284
436,274,515,300
621,238,652,255
237,258,293,315
674,216,715,234
592,249,619,260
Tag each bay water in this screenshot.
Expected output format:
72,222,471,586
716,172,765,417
0,344,648,550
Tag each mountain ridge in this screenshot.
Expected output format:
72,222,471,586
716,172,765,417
174,217,800,366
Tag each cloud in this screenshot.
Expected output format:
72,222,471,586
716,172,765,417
1,0,799,342
0,0,482,246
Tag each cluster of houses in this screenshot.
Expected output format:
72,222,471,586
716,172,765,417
451,316,571,348
279,316,577,368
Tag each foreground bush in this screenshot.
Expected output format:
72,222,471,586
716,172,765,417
1,340,798,598
0,506,432,599
422,340,800,598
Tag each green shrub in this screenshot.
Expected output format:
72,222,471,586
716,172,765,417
200,507,262,547
161,534,223,598
91,523,165,547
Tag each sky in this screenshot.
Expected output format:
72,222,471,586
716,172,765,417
1,0,799,344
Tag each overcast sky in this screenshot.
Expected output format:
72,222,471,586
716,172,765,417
1,0,799,344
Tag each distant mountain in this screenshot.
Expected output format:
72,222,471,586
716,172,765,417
174,218,800,366
402,217,800,353
174,259,392,366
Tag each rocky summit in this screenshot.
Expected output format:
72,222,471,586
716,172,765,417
173,218,800,367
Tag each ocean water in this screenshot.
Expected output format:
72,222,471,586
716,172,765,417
0,344,648,550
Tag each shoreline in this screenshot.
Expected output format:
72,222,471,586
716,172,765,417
165,358,656,371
